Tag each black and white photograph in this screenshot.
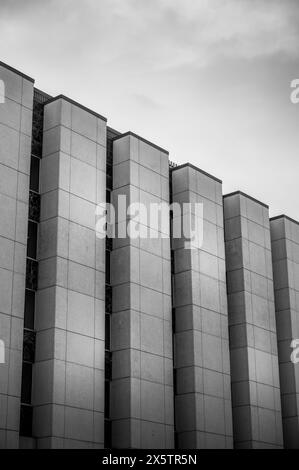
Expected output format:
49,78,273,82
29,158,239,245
0,0,298,462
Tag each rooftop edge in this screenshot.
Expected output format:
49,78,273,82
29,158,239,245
270,214,299,227
44,94,107,122
0,60,35,83
171,162,222,184
112,131,169,155
223,190,269,209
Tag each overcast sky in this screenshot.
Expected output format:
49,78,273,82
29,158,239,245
0,0,298,219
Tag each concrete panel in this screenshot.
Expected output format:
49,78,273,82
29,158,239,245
110,133,174,448
171,164,233,449
0,63,34,448
224,192,283,448
32,96,106,448
271,215,299,448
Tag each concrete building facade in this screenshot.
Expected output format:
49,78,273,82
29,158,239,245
0,62,34,448
224,192,283,448
0,61,298,449
110,133,174,448
31,96,107,448
271,215,299,448
171,164,233,448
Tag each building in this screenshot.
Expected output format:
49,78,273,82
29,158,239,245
0,60,298,449
224,192,283,448
270,215,299,447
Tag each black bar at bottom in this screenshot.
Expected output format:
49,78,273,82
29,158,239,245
0,449,294,467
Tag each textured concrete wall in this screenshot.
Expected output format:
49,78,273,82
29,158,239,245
271,215,299,448
224,192,283,448
0,63,34,448
110,133,174,448
32,97,106,448
171,164,233,449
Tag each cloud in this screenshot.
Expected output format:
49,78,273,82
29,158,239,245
132,93,161,110
0,0,298,220
1,0,298,72
131,0,299,69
